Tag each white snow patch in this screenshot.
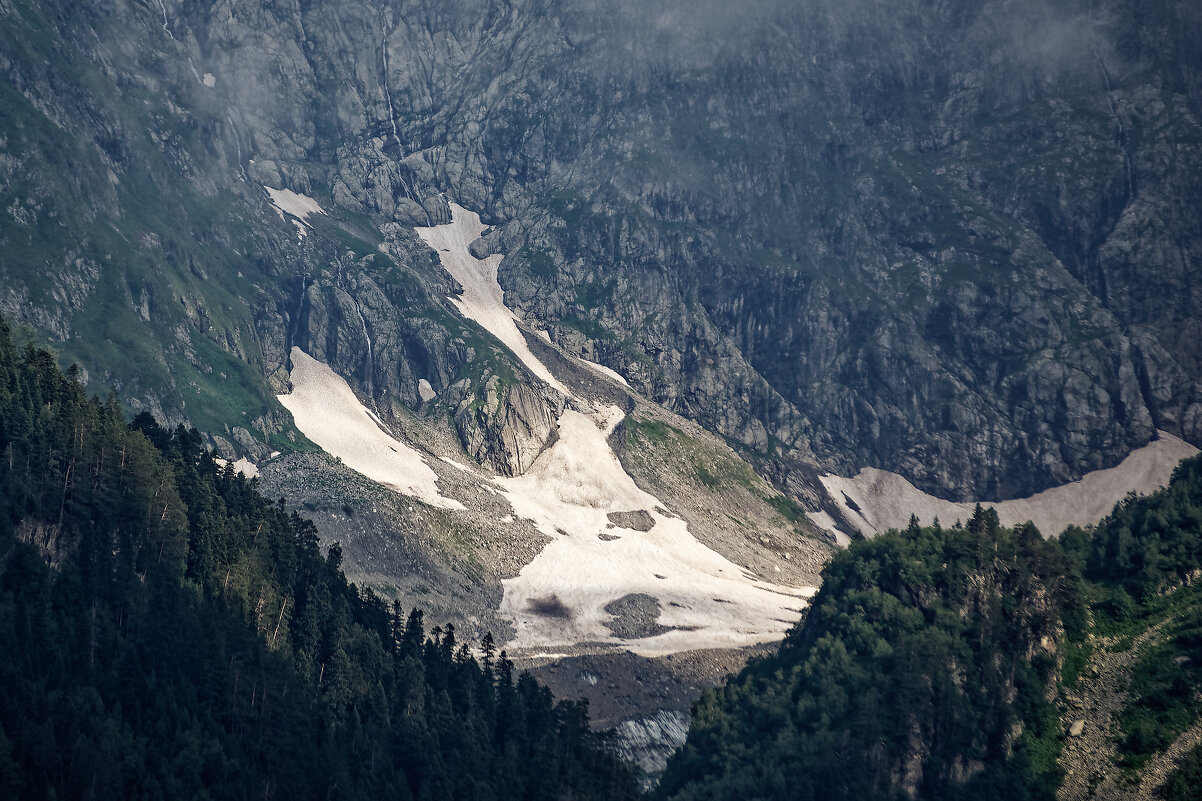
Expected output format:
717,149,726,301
154,0,174,40
418,378,436,402
215,456,259,479
497,409,813,658
264,186,325,222
821,431,1198,537
202,73,216,87
416,204,569,395
278,348,464,511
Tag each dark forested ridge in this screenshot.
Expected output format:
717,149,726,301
658,459,1202,800
0,318,641,800
658,509,1079,800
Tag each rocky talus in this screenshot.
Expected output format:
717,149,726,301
1059,620,1202,801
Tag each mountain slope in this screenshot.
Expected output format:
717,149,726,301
0,318,642,799
2,0,1200,505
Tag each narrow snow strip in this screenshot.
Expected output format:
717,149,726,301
278,348,464,511
580,357,629,387
820,431,1198,537
155,0,175,40
264,186,325,221
497,409,813,658
415,204,569,395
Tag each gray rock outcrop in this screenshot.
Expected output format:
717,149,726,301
454,377,564,476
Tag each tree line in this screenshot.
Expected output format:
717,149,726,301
658,457,1202,800
0,317,641,800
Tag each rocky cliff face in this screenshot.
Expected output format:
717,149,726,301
0,0,570,474
1,0,1200,501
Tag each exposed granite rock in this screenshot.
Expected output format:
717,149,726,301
603,593,672,640
468,236,491,260
607,510,655,532
422,194,452,226
453,376,564,476
393,197,429,226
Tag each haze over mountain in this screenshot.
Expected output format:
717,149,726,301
4,0,1200,502
2,0,1201,791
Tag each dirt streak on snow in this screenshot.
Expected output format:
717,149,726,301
415,205,568,395
818,432,1198,538
417,202,813,655
278,348,464,511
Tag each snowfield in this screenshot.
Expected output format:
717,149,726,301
277,348,464,511
264,186,324,220
415,203,814,654
416,205,568,395
495,408,812,657
817,431,1199,537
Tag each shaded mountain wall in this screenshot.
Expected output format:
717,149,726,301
1,0,1199,499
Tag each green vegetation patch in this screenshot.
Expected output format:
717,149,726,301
693,464,719,488
519,246,560,279
574,277,617,310
765,493,805,524
1163,743,1202,801
1117,600,1202,769
625,416,683,446
658,508,1078,801
558,314,615,341
536,188,591,230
